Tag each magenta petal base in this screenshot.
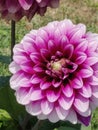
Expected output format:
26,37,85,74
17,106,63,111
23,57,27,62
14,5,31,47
9,19,98,126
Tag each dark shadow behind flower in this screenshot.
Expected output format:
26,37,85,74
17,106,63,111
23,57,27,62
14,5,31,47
9,19,98,126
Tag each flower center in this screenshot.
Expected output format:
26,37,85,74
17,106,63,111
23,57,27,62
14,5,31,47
46,57,78,79
51,58,66,72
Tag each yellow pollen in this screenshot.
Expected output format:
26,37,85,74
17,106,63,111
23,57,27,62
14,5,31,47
52,61,62,71
51,58,66,71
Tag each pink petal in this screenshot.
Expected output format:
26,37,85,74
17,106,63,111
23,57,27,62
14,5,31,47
20,61,34,74
62,84,73,97
75,40,88,52
13,54,30,65
40,80,51,90
15,87,32,105
74,95,89,113
30,52,42,64
9,61,20,74
40,49,50,61
22,36,36,54
13,44,30,64
87,40,98,51
26,101,41,116
85,57,98,66
10,71,31,90
31,74,41,84
63,44,74,59
70,76,83,89
60,35,69,49
79,84,92,98
52,80,61,88
79,65,93,78
92,86,98,98
89,76,98,86
55,106,69,120
58,95,74,110
36,36,46,49
54,28,62,43
37,29,49,42
48,40,56,53
58,19,73,35
33,64,44,73
90,96,98,107
69,24,86,43
46,90,60,102
46,22,57,39
76,108,91,117
48,109,59,123
41,100,54,115
75,52,87,65
30,90,44,101
66,109,77,124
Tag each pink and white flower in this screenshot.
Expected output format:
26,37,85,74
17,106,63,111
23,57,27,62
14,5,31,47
0,0,59,21
9,19,98,126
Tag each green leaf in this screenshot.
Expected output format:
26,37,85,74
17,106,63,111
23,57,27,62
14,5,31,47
0,109,12,128
81,125,91,130
0,109,17,130
0,109,11,121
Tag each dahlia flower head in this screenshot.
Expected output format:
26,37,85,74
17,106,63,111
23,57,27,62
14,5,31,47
9,19,98,126
0,0,59,21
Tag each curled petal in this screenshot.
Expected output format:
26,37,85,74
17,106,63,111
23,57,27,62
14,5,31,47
10,71,31,90
79,65,93,78
85,57,98,66
69,24,86,43
74,95,89,113
62,84,73,97
79,85,92,98
46,90,60,102
66,109,77,124
55,106,69,120
15,87,33,105
75,40,88,52
58,95,74,110
41,100,54,115
9,61,20,74
75,52,87,65
89,76,98,86
30,89,44,101
31,74,42,84
48,109,59,123
26,101,41,116
40,80,51,90
70,76,83,89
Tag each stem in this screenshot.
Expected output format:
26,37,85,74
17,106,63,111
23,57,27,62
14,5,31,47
31,120,42,130
11,20,15,60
